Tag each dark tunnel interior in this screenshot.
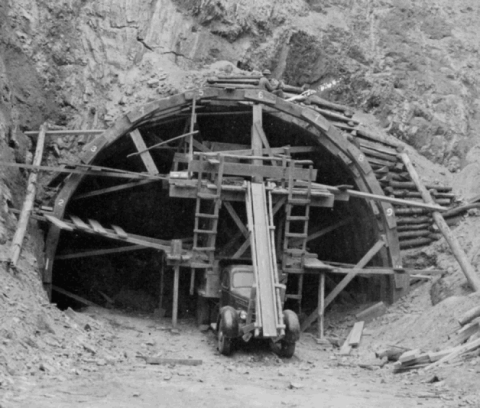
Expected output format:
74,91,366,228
51,104,388,316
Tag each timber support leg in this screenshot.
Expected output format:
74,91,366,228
318,271,325,339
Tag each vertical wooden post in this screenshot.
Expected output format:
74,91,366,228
173,264,180,328
188,97,196,161
9,123,47,269
189,268,195,296
400,153,480,292
159,253,165,312
171,240,182,328
318,272,325,339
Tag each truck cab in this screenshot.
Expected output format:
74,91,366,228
217,264,299,358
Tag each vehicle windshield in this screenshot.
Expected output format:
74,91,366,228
232,270,254,288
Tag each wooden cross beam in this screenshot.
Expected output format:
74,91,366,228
129,129,159,175
224,202,248,238
56,245,147,260
306,217,353,243
72,179,162,201
300,239,386,332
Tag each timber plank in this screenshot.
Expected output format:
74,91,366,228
45,215,74,232
129,129,159,174
45,216,171,251
70,215,90,230
338,329,353,356
112,225,128,239
56,245,145,260
72,179,160,200
88,219,107,235
348,321,365,347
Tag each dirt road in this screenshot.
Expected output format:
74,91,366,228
0,308,474,408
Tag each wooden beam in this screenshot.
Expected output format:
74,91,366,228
297,181,447,212
72,179,161,201
52,285,99,307
171,240,182,328
301,239,385,332
306,217,353,243
0,161,163,180
318,271,325,339
400,153,480,292
9,123,47,268
127,130,199,158
88,219,107,235
129,129,159,174
45,215,74,231
56,245,146,260
44,215,171,252
25,129,104,137
224,202,248,238
348,321,365,347
188,160,317,181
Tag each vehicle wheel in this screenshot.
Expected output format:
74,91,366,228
278,340,295,358
217,306,238,356
196,296,210,326
271,310,300,358
218,322,232,356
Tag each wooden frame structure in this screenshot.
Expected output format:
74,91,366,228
40,87,410,328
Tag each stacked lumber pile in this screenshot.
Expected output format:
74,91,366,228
391,305,480,373
335,126,457,250
207,76,458,249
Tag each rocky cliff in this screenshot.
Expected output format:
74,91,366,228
1,1,480,182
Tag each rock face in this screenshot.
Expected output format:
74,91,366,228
2,0,480,171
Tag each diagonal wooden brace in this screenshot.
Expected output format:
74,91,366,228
300,239,386,332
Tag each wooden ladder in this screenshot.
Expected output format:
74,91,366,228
192,153,224,268
282,160,314,310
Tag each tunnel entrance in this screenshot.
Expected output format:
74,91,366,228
46,88,402,322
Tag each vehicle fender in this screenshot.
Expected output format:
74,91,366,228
219,306,239,338
283,310,300,343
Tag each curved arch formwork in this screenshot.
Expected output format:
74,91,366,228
44,87,406,307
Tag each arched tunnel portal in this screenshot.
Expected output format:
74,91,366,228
43,87,405,320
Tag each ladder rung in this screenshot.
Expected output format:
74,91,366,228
193,246,216,252
194,229,216,234
287,216,309,221
195,213,218,219
286,294,302,300
197,193,219,200
288,199,310,205
285,233,308,238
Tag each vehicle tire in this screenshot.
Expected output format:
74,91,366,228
278,340,296,358
283,310,300,343
218,322,233,356
196,296,210,326
217,306,238,356
271,310,300,358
